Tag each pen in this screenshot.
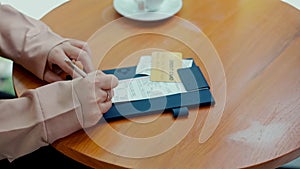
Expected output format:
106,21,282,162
64,58,87,78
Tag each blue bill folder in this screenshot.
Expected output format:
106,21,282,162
102,59,215,121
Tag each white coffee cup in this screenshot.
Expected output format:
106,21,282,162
135,0,164,12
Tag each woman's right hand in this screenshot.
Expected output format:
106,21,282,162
72,70,119,128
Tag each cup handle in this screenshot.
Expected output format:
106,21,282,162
135,0,145,11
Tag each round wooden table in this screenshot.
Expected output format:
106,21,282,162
13,0,300,168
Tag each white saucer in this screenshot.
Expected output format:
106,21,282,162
113,0,183,21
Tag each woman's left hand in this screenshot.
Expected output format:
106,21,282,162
44,39,95,82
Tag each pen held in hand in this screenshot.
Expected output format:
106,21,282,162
64,58,87,78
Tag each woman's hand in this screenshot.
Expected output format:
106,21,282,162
45,39,95,82
72,70,119,128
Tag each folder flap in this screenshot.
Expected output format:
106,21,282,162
172,107,189,118
178,66,209,91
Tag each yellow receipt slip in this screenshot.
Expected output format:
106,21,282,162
151,52,182,82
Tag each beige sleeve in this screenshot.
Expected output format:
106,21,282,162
0,76,101,161
0,81,78,161
0,4,65,80
0,4,102,161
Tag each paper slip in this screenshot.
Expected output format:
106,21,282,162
135,56,153,75
151,52,182,82
112,76,187,103
112,54,194,103
135,56,193,76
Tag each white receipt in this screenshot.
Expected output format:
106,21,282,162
112,76,187,103
112,56,194,103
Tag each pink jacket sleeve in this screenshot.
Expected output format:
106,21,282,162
0,4,64,79
0,4,99,161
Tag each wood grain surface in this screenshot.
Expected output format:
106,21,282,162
13,0,300,168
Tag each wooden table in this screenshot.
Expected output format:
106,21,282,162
13,0,300,168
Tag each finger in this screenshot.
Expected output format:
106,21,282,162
68,39,92,56
62,43,83,60
98,101,113,114
95,74,119,90
44,70,64,82
49,50,82,78
63,41,95,73
103,90,112,102
74,60,83,70
97,89,110,103
107,89,114,100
